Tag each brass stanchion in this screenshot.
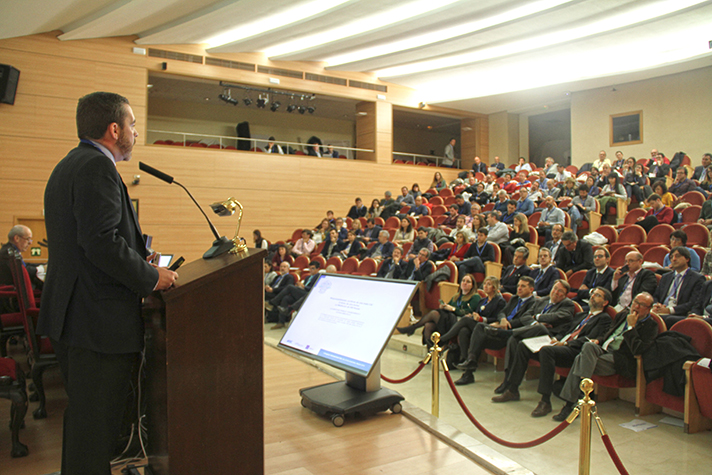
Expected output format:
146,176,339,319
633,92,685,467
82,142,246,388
430,332,443,417
578,378,595,475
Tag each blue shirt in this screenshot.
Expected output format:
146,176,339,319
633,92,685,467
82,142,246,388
663,247,700,272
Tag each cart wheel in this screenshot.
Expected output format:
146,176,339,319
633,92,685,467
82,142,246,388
301,398,308,408
391,402,402,414
331,414,345,427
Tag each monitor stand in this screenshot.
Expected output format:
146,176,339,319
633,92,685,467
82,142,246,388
299,360,404,427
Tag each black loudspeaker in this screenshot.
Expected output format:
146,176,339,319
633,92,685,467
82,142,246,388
0,64,20,105
236,121,251,151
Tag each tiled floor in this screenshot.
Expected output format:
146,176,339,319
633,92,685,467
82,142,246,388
266,325,712,475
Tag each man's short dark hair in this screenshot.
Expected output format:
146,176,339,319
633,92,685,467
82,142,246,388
561,231,578,242
486,211,499,221
677,167,688,176
417,226,428,233
76,92,130,140
507,200,517,207
594,247,610,258
552,223,565,233
302,229,313,237
514,246,529,259
308,261,321,269
578,184,590,192
670,230,687,246
519,276,535,288
670,246,691,264
477,227,489,236
593,287,612,306
455,194,464,200
367,218,375,224
647,193,662,202
554,279,571,292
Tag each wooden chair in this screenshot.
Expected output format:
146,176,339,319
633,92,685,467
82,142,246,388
596,225,618,246
684,355,712,433
352,258,378,276
617,208,646,228
0,357,28,457
525,227,540,266
680,191,706,206
566,270,588,299
674,205,702,228
326,256,343,271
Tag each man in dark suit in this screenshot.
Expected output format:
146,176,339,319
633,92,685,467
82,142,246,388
553,292,658,421
574,248,614,306
492,288,613,413
377,247,405,279
544,224,566,263
0,225,42,289
455,277,537,383
365,230,394,261
338,230,363,259
266,261,296,301
557,231,594,277
691,153,711,181
401,248,434,282
471,156,488,174
271,261,322,329
500,247,531,294
652,247,705,328
530,247,559,297
361,218,382,244
346,197,367,219
610,251,657,311
37,92,178,474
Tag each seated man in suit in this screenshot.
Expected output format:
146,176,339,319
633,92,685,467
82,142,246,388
321,229,342,258
544,223,566,263
610,251,657,312
402,248,434,282
574,248,614,308
557,231,594,278
492,288,612,416
492,155,505,171
361,218,383,244
692,153,711,181
377,246,405,279
516,188,535,217
500,247,531,294
365,230,394,262
406,227,434,261
0,225,43,289
265,261,295,304
455,277,537,381
455,228,495,278
407,196,430,218
472,155,488,174
395,186,415,207
338,230,363,259
652,247,705,328
530,247,559,297
346,197,367,219
270,261,322,329
552,292,658,421
500,200,517,225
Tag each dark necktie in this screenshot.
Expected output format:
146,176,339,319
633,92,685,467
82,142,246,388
507,299,523,320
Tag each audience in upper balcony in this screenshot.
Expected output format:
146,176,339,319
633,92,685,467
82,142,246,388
325,144,340,158
347,197,367,219
443,138,456,167
265,136,284,154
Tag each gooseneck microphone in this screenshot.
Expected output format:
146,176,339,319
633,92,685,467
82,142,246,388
139,162,235,259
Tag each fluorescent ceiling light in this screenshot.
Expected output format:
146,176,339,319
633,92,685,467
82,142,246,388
264,0,462,58
416,25,712,103
325,0,574,66
204,0,351,48
376,0,708,77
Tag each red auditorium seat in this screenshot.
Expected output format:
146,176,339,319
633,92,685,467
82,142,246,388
681,223,710,247
638,224,674,254
680,191,705,206
674,205,701,228
610,225,646,254
642,246,669,266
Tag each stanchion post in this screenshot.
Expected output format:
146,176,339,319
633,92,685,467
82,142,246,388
578,378,595,475
430,332,442,417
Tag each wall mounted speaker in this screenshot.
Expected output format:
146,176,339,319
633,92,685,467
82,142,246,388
0,64,20,105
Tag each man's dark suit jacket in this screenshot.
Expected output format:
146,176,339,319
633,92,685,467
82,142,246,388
0,242,40,288
611,268,658,307
366,241,394,260
269,273,295,294
376,258,404,279
402,259,434,282
37,142,159,354
362,225,383,242
576,267,615,300
554,310,612,352
544,239,566,263
693,165,706,181
495,296,537,328
500,264,531,294
339,239,363,258
530,265,559,297
653,269,705,315
556,240,594,274
462,241,495,263
347,205,367,219
520,297,576,335
604,309,659,379
472,162,488,174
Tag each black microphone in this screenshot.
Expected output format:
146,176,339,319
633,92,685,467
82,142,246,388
139,162,174,184
138,162,235,259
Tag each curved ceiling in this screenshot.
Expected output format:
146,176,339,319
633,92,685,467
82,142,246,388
2,0,711,113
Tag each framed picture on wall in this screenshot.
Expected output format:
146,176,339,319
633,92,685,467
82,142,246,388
610,111,642,146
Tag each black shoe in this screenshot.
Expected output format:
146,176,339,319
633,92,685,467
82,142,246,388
396,326,415,336
493,380,508,394
491,389,520,403
455,358,478,370
552,404,574,422
454,372,474,385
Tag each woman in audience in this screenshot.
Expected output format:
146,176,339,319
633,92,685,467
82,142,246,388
437,276,507,379
559,177,578,200
254,229,268,249
291,229,315,257
393,218,415,246
619,157,635,176
410,183,422,199
313,218,332,244
470,214,486,234
271,243,292,270
652,180,675,207
597,173,627,211
430,172,448,192
367,198,382,219
448,231,471,262
585,176,600,197
264,260,278,287
624,161,647,203
396,273,480,346
350,219,364,237
501,213,530,267
699,166,712,194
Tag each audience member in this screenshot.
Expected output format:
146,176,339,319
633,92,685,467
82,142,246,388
443,138,456,167
269,261,322,328
320,229,341,258
557,231,594,277
530,247,559,297
253,229,269,249
365,230,394,261
455,228,495,277
430,172,448,192
347,197,367,219
538,196,565,241
516,188,535,216
265,261,295,302
636,193,674,232
662,230,701,272
500,200,517,225
668,167,696,197
592,150,611,170
610,251,657,311
395,186,415,206
568,184,596,233
500,247,531,294
265,136,283,154
501,213,530,266
367,198,383,219
402,248,434,282
0,225,42,289
393,218,415,246
486,211,510,246
377,246,405,279
652,247,705,328
515,157,532,173
573,248,614,305
545,224,566,263
291,229,315,257
271,243,292,270
407,227,434,261
447,231,471,262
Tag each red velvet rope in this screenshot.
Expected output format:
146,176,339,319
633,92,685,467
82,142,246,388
381,362,426,384
444,369,571,448
601,434,630,475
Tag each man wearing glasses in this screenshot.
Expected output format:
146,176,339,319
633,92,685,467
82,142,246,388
552,292,658,421
0,225,42,288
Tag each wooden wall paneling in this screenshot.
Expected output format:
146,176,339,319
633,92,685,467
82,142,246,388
355,101,376,161
0,137,75,182
374,101,393,165
476,117,489,162
460,118,478,168
0,181,46,236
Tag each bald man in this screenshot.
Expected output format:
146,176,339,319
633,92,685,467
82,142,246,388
0,225,42,289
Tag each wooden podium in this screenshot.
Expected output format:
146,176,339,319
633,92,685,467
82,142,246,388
143,248,267,475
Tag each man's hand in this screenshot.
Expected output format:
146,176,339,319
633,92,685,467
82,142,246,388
265,285,273,293
498,318,511,330
155,267,178,290
652,303,670,315
566,269,573,277
627,309,641,326
612,267,624,281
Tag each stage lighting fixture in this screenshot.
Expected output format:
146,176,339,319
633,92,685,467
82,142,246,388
286,104,297,113
307,106,316,114
243,97,252,106
256,94,267,108
298,106,306,115
218,89,238,105
270,101,281,112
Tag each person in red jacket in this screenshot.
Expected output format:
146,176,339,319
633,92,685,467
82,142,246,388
636,193,674,232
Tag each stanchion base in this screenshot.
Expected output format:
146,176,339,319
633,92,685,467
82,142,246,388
299,381,404,427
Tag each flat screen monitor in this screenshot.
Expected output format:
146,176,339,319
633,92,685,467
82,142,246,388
278,273,418,378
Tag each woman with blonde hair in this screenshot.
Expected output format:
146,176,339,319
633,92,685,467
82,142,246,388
501,213,530,266
448,231,471,262
396,274,480,346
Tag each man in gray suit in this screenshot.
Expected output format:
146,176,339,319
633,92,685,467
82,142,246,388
38,92,177,474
